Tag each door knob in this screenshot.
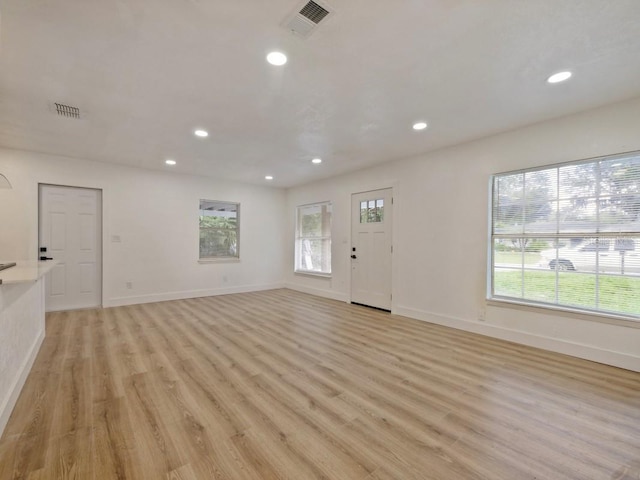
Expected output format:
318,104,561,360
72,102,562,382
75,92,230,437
351,254,357,259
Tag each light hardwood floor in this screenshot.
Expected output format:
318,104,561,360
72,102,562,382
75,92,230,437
0,289,639,479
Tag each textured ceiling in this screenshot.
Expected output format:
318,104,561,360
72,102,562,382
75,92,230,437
1,0,640,187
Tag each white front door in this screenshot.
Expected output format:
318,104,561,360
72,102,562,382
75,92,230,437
39,185,102,312
351,188,393,310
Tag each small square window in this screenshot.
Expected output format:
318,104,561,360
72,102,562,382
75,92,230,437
360,198,384,223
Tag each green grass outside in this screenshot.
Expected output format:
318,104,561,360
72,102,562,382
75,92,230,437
494,270,640,316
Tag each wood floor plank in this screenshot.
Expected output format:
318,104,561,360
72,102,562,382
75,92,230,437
167,463,198,480
1,289,639,479
93,396,146,480
39,428,93,480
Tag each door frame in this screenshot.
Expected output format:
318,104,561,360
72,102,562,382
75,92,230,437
38,183,105,310
348,182,397,312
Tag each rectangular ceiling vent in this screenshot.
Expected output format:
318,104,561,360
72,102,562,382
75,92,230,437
300,1,330,23
283,0,332,39
54,102,80,119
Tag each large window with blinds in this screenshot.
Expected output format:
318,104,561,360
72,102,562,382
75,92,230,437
490,151,640,319
295,202,332,275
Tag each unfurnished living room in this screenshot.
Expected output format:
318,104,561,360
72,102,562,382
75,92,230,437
0,1,639,479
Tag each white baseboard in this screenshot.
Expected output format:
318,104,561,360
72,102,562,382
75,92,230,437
393,305,640,373
0,328,45,437
106,282,285,308
283,283,348,303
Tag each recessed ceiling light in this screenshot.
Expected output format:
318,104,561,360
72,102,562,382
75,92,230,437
547,71,572,84
265,175,274,180
413,122,428,131
165,159,176,165
194,129,208,137
312,158,322,164
266,51,287,66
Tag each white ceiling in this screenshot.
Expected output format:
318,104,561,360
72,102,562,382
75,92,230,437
1,0,640,187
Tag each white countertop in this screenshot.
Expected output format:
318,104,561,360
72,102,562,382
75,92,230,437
0,260,58,285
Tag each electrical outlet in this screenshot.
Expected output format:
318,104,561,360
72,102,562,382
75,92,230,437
126,282,132,290
478,308,486,321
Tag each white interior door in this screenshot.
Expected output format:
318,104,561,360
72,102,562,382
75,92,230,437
351,188,393,310
39,185,102,312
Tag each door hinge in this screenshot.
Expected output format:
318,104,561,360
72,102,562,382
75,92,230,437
391,245,393,253
391,197,394,204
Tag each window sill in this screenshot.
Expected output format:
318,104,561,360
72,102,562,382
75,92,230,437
198,258,240,264
487,296,640,329
294,270,332,279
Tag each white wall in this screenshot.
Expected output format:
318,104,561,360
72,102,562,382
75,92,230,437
0,148,286,306
285,97,640,372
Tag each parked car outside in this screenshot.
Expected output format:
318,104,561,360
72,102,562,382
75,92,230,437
539,238,640,274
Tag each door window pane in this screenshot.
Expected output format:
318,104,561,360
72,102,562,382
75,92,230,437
360,198,384,223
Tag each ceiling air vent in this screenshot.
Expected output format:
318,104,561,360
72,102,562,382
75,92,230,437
300,1,330,23
54,103,80,119
283,0,333,39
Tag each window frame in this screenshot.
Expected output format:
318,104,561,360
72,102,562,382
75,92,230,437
489,151,640,321
295,201,332,276
199,199,240,262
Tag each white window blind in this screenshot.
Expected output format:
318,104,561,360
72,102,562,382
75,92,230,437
199,200,239,259
490,151,640,319
295,202,332,275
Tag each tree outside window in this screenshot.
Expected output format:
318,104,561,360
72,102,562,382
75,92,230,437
296,202,332,274
199,200,239,259
491,152,640,319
